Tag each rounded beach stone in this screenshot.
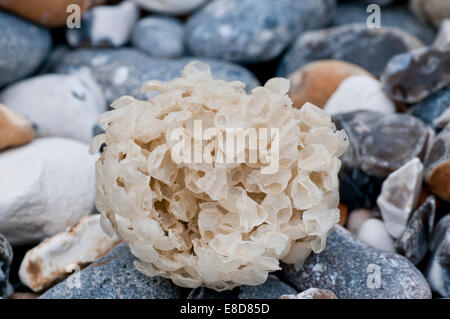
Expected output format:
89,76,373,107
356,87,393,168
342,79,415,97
410,0,450,28
0,68,106,144
287,60,373,109
278,23,424,78
186,0,336,63
0,138,96,245
358,218,395,252
0,104,35,151
0,10,51,87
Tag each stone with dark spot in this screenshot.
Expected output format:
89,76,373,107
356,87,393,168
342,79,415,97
382,46,450,104
39,243,184,299
333,111,432,178
186,0,336,63
426,214,450,297
395,196,436,265
52,48,260,104
424,122,450,201
187,275,297,299
0,233,12,298
278,23,423,77
281,225,432,299
0,10,51,87
410,86,450,129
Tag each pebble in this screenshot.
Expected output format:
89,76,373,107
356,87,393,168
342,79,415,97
0,10,51,88
288,60,373,109
410,86,450,129
281,225,432,299
280,288,337,299
410,0,450,28
377,158,424,239
382,46,450,104
8,293,38,299
39,243,185,299
19,214,120,292
52,48,260,104
131,0,209,15
278,23,423,78
434,19,450,48
186,0,336,63
131,16,185,58
426,214,450,297
0,138,96,245
67,1,139,48
338,203,348,226
347,209,376,236
395,196,436,265
339,168,383,209
0,103,35,151
332,2,436,44
333,111,432,178
424,122,450,201
0,68,106,144
358,218,395,252
187,275,298,299
324,76,396,116
0,233,12,298
0,0,98,27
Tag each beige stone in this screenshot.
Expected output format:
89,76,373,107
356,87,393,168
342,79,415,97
281,288,337,299
19,214,120,292
410,0,450,28
0,103,34,151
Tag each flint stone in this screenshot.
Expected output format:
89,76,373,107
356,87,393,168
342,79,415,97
186,0,336,63
377,158,424,239
339,168,382,209
187,275,298,299
0,233,12,298
333,111,432,178
281,225,432,299
39,243,185,299
424,122,450,201
395,196,436,265
426,214,450,297
410,86,450,129
278,23,423,77
52,48,260,104
0,10,52,87
382,46,450,104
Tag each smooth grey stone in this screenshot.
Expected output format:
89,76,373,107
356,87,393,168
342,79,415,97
281,225,432,299
39,243,185,299
332,2,436,44
187,275,298,299
333,111,432,178
279,23,423,77
410,86,450,129
382,46,450,104
0,233,12,298
0,10,51,87
395,196,436,265
426,214,450,297
52,48,260,104
186,0,336,63
132,16,185,58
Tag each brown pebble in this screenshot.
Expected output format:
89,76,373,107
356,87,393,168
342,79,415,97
338,203,348,226
288,60,373,109
8,292,38,299
0,103,34,151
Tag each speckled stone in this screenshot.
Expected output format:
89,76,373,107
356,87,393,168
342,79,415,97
131,16,185,58
39,243,185,299
187,275,298,299
0,233,12,298
395,196,436,265
186,0,336,63
426,214,450,297
382,46,450,104
279,23,423,77
0,10,51,87
332,2,436,44
424,122,450,201
410,86,450,129
333,111,432,178
281,225,432,299
52,48,260,104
